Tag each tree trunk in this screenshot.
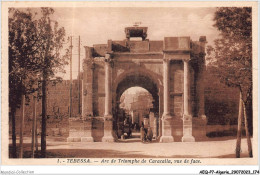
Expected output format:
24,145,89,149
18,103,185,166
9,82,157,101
41,17,51,158
236,91,243,158
246,98,253,136
242,101,253,157
35,116,38,152
41,75,47,158
19,95,25,158
11,107,17,158
31,96,36,158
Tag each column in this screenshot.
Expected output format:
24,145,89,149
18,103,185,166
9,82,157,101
81,60,94,142
198,64,207,119
102,54,115,142
195,63,207,139
160,58,174,142
198,36,207,120
182,59,195,142
163,59,170,116
83,61,94,116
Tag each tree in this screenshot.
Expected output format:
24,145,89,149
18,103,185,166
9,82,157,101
8,8,68,158
9,8,40,158
207,7,252,158
33,8,68,157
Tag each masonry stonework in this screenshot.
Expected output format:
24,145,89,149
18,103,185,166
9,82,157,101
66,26,208,142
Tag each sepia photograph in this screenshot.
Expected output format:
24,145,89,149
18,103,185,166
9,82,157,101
1,1,259,173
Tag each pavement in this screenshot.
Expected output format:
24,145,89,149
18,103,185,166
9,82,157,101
10,132,252,158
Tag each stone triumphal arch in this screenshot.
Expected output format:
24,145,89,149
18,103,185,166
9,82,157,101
67,26,207,142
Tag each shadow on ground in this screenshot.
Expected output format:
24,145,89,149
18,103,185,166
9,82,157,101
9,136,252,159
10,144,247,159
214,153,252,158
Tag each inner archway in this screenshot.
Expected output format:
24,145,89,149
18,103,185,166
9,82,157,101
113,74,160,142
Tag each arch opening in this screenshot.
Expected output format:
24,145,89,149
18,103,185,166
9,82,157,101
113,74,160,141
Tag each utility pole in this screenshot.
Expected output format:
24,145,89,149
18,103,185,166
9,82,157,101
69,36,73,118
78,36,81,114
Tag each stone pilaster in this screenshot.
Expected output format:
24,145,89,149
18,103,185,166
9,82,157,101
102,54,115,142
160,58,174,142
197,63,207,127
80,46,94,142
182,59,195,142
195,58,207,139
198,64,207,120
82,47,94,117
198,36,207,120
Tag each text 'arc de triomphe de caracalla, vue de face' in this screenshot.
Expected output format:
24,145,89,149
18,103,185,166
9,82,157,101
67,26,207,143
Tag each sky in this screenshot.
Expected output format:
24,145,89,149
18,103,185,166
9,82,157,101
50,7,219,80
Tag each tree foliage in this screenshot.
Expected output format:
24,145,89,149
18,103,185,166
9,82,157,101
207,7,253,157
207,7,252,104
34,8,68,82
9,7,68,108
9,9,39,110
8,7,69,158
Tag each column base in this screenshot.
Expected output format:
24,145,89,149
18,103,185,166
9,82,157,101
182,114,195,142
160,114,174,142
193,115,207,141
102,136,115,142
182,135,195,142
160,136,174,143
67,137,81,142
81,137,94,142
102,114,115,142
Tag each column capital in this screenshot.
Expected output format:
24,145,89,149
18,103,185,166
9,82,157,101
183,58,191,63
161,114,172,120
162,53,169,62
199,114,207,120
163,58,170,63
105,53,111,59
105,53,114,61
104,58,111,63
84,59,95,70
105,54,111,63
104,54,114,68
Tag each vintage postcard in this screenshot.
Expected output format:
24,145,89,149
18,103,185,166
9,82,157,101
1,1,259,174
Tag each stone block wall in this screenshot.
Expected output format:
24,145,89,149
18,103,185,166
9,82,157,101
12,79,81,137
46,80,82,116
169,61,184,117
